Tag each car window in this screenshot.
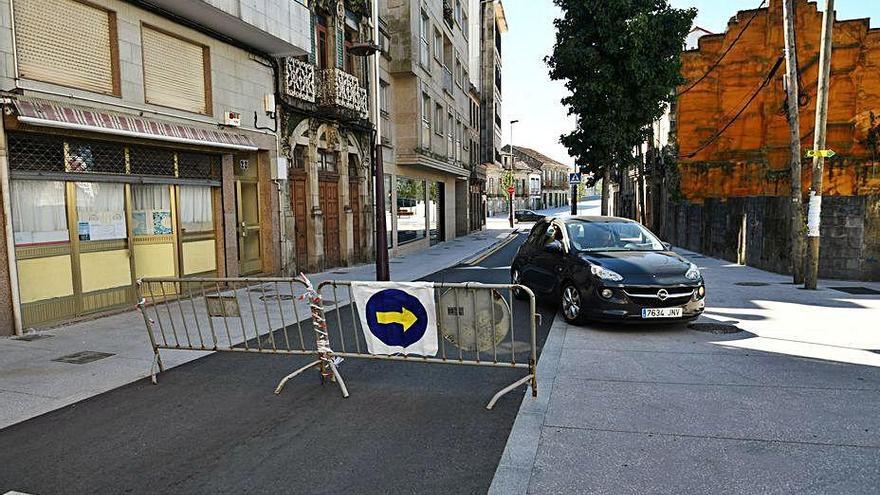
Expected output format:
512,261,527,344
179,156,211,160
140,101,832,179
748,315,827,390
526,222,548,246
566,220,663,252
544,223,565,247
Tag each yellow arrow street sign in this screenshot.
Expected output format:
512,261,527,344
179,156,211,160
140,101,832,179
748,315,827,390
806,149,836,158
376,308,418,332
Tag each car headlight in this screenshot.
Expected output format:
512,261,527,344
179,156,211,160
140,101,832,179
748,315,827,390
590,264,623,282
685,263,701,281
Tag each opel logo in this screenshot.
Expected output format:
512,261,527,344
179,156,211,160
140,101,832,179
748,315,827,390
657,289,669,301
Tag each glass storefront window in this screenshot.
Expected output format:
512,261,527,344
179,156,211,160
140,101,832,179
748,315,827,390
132,184,172,236
179,185,214,233
397,177,426,245
10,180,69,246
75,182,126,241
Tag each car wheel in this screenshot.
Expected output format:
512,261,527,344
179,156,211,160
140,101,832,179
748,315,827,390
511,268,528,300
561,284,584,324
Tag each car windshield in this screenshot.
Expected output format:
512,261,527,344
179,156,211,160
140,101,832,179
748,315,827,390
565,220,664,252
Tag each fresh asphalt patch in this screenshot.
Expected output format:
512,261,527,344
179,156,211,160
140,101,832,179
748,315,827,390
0,233,553,495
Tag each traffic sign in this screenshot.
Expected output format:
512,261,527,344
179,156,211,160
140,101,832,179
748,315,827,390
569,172,581,184
806,149,836,158
507,186,515,195
364,288,430,348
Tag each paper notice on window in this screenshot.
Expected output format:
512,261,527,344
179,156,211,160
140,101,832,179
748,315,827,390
807,194,822,237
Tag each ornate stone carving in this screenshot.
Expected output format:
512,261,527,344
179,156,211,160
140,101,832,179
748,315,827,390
318,68,369,120
285,58,316,103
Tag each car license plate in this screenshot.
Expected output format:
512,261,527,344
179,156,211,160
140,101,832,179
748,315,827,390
641,307,683,319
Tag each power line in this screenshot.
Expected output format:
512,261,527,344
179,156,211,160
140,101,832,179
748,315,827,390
684,56,784,159
677,0,768,97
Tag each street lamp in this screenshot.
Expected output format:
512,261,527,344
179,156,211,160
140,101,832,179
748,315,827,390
347,15,389,281
508,119,519,228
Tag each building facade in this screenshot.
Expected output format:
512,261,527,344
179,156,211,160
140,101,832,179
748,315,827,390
380,0,478,255
279,0,374,274
509,145,570,209
629,0,880,281
0,0,311,333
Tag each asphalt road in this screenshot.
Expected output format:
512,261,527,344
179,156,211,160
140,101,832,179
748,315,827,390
0,233,548,495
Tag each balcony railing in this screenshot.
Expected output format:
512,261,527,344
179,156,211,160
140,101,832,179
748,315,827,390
285,58,316,103
318,68,369,120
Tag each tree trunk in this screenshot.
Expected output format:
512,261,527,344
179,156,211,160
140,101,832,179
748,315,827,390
601,166,611,216
783,0,805,284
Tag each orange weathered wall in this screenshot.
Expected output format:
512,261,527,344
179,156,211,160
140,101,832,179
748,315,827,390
677,0,880,202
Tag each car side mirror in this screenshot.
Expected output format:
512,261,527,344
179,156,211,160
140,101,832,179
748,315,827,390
662,241,672,251
546,240,563,253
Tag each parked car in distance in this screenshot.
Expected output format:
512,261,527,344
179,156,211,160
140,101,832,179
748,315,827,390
511,216,705,324
514,209,545,222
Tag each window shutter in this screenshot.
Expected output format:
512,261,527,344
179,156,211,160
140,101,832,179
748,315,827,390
141,27,209,114
13,0,116,94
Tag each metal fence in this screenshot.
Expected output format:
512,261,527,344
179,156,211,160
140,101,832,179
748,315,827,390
137,276,538,409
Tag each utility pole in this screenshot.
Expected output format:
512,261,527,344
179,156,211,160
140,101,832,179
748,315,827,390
782,0,805,284
370,0,389,281
570,164,577,215
805,0,835,289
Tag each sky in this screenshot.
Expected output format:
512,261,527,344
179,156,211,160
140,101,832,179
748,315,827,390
502,0,880,167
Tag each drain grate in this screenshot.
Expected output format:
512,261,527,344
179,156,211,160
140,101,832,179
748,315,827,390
52,351,114,365
831,286,880,296
734,282,771,287
11,333,54,342
688,322,743,334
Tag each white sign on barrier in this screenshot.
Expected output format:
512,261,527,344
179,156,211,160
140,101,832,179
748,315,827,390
350,282,439,356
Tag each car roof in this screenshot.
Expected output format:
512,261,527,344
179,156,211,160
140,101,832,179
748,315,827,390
553,216,637,223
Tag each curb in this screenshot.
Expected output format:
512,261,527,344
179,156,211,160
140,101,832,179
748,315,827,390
460,230,520,266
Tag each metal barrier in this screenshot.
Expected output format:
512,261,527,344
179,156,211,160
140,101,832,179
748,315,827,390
137,276,538,409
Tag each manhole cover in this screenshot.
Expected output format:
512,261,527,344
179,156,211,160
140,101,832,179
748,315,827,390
259,294,295,302
831,286,880,295
688,322,743,334
52,351,114,365
11,333,53,342
248,286,276,293
734,282,771,287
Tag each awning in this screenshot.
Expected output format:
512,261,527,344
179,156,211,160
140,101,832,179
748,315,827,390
12,98,259,151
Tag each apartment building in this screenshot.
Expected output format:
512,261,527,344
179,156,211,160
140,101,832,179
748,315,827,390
0,0,310,333
510,146,571,209
381,0,477,255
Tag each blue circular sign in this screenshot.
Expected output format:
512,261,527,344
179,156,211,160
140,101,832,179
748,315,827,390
365,289,429,347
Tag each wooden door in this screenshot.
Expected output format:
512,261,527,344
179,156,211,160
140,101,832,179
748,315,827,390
320,179,340,268
291,177,308,271
349,180,362,262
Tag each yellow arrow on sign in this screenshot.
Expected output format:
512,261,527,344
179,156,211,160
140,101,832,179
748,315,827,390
806,149,836,158
376,308,418,332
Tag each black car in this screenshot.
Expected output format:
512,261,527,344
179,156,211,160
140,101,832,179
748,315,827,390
514,209,544,222
511,216,705,324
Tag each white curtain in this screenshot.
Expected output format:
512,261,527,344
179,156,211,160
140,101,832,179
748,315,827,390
10,180,68,245
75,182,126,241
179,185,213,232
132,184,170,211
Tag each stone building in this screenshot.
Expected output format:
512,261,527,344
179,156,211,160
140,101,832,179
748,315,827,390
508,145,571,209
0,0,310,333
644,0,880,281
380,0,479,254
279,0,374,273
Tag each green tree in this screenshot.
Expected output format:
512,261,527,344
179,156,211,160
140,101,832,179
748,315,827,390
546,0,695,215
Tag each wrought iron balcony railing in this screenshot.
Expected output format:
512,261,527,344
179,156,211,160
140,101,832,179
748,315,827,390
318,68,369,120
284,58,316,103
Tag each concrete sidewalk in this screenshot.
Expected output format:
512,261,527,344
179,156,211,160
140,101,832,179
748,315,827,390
491,248,880,494
0,227,513,430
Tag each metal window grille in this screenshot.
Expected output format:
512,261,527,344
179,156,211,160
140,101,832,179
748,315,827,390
177,152,219,179
129,146,176,177
66,139,126,174
7,133,65,172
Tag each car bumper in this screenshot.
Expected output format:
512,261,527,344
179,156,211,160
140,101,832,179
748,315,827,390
580,286,706,323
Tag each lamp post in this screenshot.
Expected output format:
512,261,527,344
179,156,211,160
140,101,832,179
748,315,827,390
508,119,519,228
349,18,387,280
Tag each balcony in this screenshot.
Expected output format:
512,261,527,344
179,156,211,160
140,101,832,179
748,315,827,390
284,58,316,103
318,68,369,120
